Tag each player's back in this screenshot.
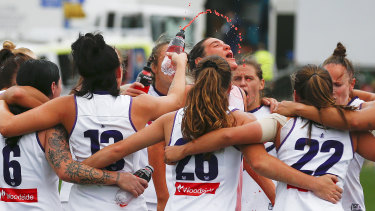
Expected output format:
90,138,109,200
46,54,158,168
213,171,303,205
242,105,276,211
274,116,353,211
0,133,62,210
165,108,242,211
342,96,366,211
68,93,147,210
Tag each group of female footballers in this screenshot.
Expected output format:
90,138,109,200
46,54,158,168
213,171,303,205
0,32,374,211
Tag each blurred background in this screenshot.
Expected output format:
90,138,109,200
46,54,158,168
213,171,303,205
0,0,374,208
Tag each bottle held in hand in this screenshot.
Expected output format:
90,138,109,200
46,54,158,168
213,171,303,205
135,62,153,93
114,166,154,207
161,29,185,76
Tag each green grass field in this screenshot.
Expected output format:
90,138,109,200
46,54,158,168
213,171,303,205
361,161,375,210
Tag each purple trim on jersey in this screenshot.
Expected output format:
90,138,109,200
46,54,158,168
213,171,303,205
168,111,179,146
349,131,355,157
230,108,239,113
347,96,359,106
93,91,110,95
233,145,241,151
248,105,263,113
229,108,241,151
237,86,246,111
359,103,363,110
35,132,45,152
277,118,297,152
152,85,166,96
129,97,137,132
265,143,275,152
68,95,78,139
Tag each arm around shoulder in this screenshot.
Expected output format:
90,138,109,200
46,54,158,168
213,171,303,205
0,95,75,137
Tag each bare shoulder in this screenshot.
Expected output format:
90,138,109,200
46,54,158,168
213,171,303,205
49,95,76,113
50,95,75,105
158,110,178,124
132,94,157,108
232,110,256,126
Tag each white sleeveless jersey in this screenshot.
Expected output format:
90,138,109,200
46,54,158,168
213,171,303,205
0,133,62,210
165,108,242,211
228,85,245,211
229,85,245,112
60,141,75,204
68,93,147,211
242,105,276,211
342,96,365,211
139,85,166,207
274,116,354,211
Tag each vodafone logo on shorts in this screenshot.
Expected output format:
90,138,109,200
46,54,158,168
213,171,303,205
174,182,220,196
0,188,38,203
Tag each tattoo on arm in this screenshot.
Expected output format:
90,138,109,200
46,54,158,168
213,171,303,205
45,125,115,185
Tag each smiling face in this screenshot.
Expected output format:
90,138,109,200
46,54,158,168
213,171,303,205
201,38,238,71
233,64,264,110
324,63,355,105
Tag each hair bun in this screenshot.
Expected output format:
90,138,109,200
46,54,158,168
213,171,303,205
93,34,105,49
333,42,346,57
202,60,218,70
3,41,16,50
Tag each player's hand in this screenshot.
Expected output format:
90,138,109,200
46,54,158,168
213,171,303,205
272,100,299,116
116,172,148,197
120,82,147,97
166,52,188,67
164,145,186,165
261,97,279,112
311,174,343,204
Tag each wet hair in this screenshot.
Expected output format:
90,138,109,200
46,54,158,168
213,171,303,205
182,55,234,141
148,38,170,67
6,59,61,147
323,42,355,80
16,59,60,97
188,37,210,71
148,39,170,85
237,55,263,80
237,55,264,99
0,54,32,90
71,33,120,98
291,64,355,142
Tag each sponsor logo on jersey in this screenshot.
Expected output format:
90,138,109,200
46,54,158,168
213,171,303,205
351,203,362,211
174,182,220,196
0,188,38,203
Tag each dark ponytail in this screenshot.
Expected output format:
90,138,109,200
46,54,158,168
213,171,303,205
188,38,209,71
71,33,120,98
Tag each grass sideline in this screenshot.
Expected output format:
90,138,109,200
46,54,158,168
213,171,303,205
361,161,375,210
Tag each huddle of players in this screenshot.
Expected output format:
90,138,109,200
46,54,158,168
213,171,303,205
0,34,373,211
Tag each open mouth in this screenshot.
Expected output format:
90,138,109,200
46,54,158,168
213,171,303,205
226,52,233,58
243,89,248,96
